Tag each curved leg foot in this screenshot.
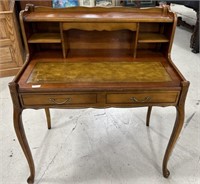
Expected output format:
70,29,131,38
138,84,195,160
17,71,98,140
45,108,51,129
14,108,35,183
146,106,152,127
163,168,170,178
27,176,34,184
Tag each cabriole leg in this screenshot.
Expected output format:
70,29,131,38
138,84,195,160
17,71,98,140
162,81,189,178
14,108,35,183
162,106,184,178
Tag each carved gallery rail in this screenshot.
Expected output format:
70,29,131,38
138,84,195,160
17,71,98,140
9,5,189,183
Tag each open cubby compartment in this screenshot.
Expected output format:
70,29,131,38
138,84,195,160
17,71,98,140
138,22,172,43
63,29,136,58
136,42,171,57
24,22,65,57
136,22,173,56
27,22,61,43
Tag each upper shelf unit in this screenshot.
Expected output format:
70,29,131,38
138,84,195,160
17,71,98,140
20,4,176,59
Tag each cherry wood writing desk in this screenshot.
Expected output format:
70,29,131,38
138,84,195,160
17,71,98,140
9,5,189,183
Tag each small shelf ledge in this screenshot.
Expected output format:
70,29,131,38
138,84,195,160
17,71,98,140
28,33,61,43
138,33,169,43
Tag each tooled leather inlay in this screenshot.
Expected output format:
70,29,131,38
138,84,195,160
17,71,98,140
27,62,172,83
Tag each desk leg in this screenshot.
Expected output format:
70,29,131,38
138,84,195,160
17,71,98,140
45,108,51,129
146,106,152,126
14,108,35,183
162,81,189,178
162,106,184,178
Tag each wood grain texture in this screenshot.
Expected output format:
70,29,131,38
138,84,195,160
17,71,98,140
0,0,11,11
0,1,24,77
0,46,12,63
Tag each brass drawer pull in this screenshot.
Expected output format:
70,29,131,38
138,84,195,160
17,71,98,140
130,96,151,103
49,98,71,105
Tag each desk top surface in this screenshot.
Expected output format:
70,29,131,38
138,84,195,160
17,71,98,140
27,61,172,84
18,58,181,91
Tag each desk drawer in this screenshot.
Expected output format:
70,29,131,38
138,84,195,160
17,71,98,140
106,91,179,104
21,94,97,106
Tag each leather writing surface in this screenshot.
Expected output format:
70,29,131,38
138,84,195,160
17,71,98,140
27,61,172,84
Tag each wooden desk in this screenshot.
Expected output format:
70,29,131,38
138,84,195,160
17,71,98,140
9,5,189,184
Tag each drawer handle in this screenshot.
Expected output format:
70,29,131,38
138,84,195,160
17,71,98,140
49,98,71,105
130,96,151,103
